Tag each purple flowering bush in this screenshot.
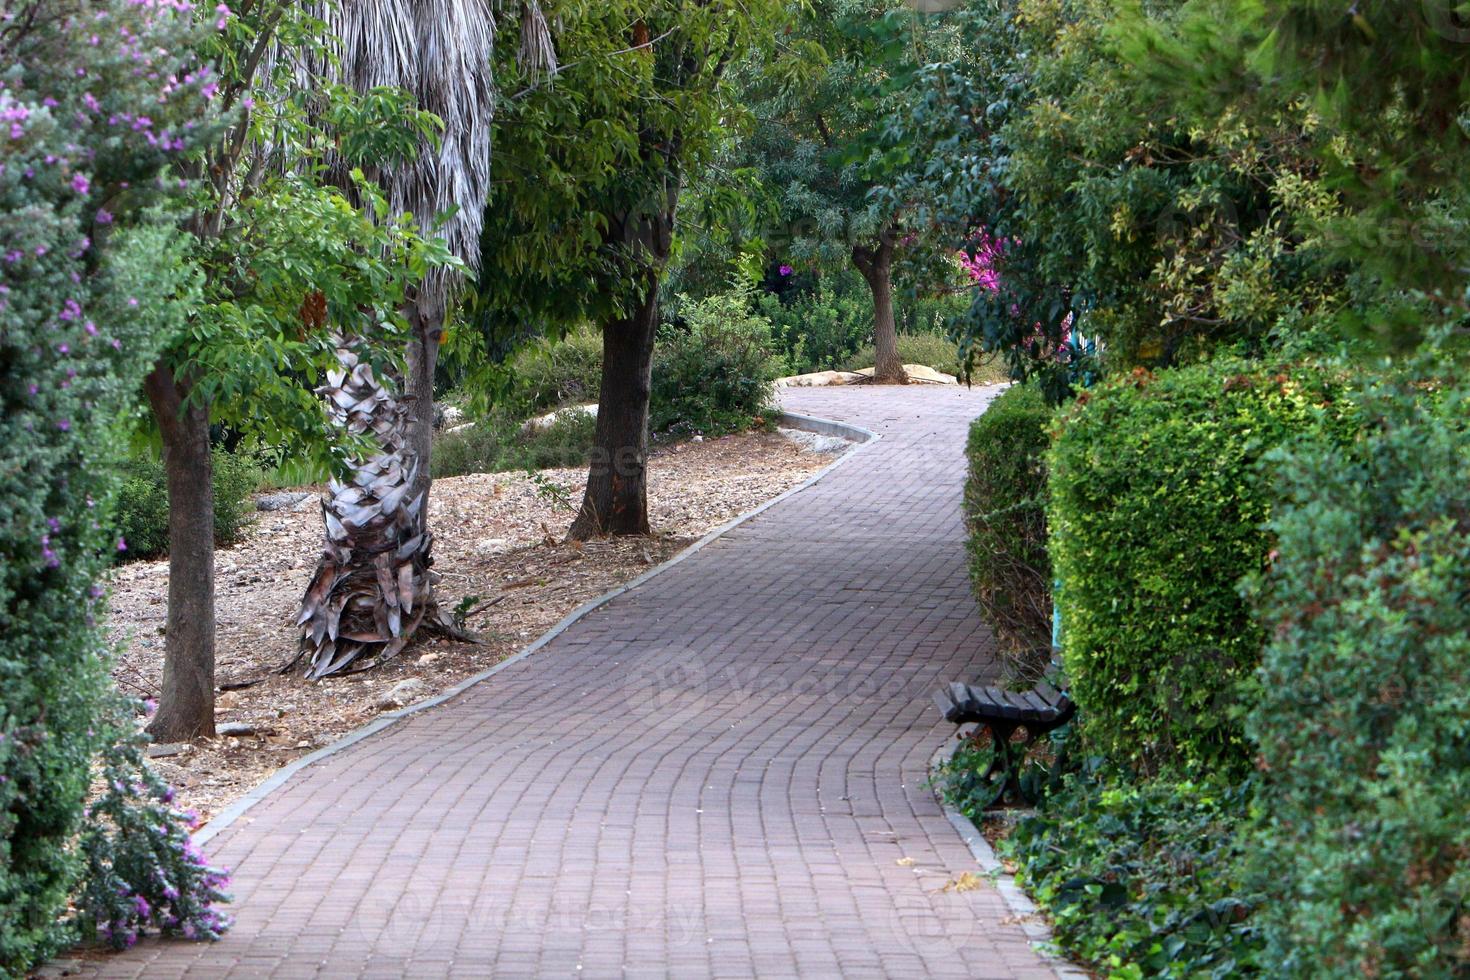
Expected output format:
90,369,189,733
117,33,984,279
77,699,232,949
0,1,226,971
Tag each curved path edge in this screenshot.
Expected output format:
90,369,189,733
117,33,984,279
928,738,1090,978
197,411,879,847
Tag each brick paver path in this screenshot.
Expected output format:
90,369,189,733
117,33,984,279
86,385,1062,979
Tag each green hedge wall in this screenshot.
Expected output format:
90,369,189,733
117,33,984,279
1047,359,1354,774
963,383,1053,683
1248,376,1470,976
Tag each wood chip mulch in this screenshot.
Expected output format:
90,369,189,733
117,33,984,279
105,431,833,826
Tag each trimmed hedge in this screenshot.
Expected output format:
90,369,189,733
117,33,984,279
1048,360,1353,775
963,383,1053,683
1248,376,1470,976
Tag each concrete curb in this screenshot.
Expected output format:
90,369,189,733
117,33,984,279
197,411,877,845
928,738,1091,979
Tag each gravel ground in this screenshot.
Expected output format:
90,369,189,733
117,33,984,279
106,430,835,826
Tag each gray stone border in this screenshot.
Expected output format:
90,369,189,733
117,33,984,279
197,411,878,845
928,737,1091,979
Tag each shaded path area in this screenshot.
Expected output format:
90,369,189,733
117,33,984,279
87,386,1062,978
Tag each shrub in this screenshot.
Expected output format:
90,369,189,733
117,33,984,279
963,383,1053,683
0,2,222,971
77,698,232,949
758,277,871,373
651,286,784,436
1247,374,1470,976
999,768,1261,978
1048,359,1354,775
112,450,258,562
503,325,603,416
432,407,596,478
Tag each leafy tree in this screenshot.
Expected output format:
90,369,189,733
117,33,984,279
873,0,1353,401
736,0,921,383
474,0,781,539
144,4,453,735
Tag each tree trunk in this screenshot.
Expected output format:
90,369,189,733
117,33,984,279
404,302,441,531
568,178,679,541
853,228,906,385
568,288,659,539
144,364,216,740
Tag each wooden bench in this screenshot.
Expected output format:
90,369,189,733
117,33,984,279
933,677,1075,807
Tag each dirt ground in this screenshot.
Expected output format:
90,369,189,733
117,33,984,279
106,431,834,826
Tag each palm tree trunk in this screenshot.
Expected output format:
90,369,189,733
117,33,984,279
404,303,441,525
144,364,216,740
292,338,446,678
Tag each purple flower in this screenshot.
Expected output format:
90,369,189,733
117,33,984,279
96,208,113,224
57,419,71,431
779,264,794,277
70,172,90,194
117,536,127,552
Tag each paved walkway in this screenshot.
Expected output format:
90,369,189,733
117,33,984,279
88,386,1062,979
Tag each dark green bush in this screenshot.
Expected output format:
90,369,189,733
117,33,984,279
1048,359,1354,775
963,383,1053,684
503,325,602,417
112,450,258,562
652,286,784,436
998,768,1260,978
1247,375,1470,977
432,407,596,478
757,277,870,373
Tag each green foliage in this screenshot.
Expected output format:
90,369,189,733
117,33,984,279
77,698,231,949
757,276,872,374
470,0,782,356
502,326,604,417
1247,371,1470,976
877,0,1350,397
431,408,597,479
0,1,220,970
1048,358,1354,774
963,384,1052,682
651,286,784,437
1000,768,1261,978
112,451,258,562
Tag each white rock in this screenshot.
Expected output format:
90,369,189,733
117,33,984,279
520,403,598,436
778,428,853,455
852,364,958,385
773,370,865,388
378,678,429,710
256,491,311,512
474,537,511,555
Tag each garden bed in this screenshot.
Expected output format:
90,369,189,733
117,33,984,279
105,431,832,826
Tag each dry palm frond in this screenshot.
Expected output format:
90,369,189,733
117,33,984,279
288,337,452,679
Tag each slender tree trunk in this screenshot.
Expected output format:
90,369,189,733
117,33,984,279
853,227,906,385
404,302,441,529
568,287,659,539
144,364,216,740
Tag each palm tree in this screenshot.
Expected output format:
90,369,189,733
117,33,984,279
293,0,554,677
